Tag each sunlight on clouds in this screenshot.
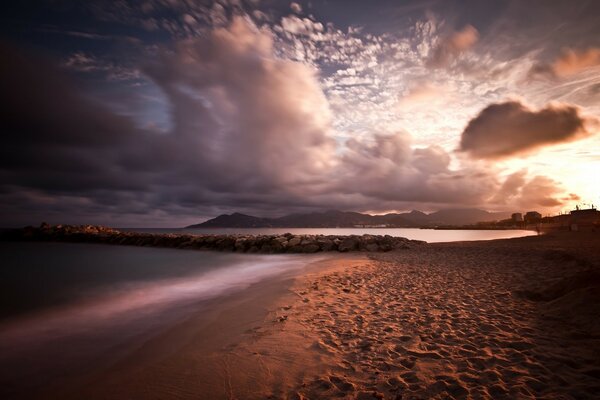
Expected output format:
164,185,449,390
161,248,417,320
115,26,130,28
2,0,599,225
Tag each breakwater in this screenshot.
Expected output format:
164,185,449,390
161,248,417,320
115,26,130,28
2,223,425,253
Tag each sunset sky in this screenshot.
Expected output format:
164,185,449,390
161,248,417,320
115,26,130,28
1,0,599,227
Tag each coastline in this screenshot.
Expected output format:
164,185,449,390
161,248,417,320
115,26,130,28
4,232,600,399
8,253,370,400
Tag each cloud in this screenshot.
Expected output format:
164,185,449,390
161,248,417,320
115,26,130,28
0,19,577,226
397,83,451,109
428,24,478,67
144,16,335,187
459,100,595,159
552,48,600,76
290,2,302,14
492,170,576,209
279,15,324,36
0,19,337,225
334,132,497,206
398,84,439,104
61,52,141,81
530,47,600,78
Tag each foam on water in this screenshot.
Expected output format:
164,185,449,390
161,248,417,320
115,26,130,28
0,251,312,348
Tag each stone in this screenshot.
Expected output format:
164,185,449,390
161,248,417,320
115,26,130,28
338,237,358,252
234,238,247,251
288,237,302,247
365,243,379,252
8,223,422,254
301,244,320,253
317,238,334,251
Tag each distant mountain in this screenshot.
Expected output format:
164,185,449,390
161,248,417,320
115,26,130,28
427,208,511,226
395,210,431,225
193,212,272,228
186,208,511,228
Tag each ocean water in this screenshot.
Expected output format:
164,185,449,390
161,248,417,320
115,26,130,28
123,227,537,243
0,242,315,321
0,242,320,395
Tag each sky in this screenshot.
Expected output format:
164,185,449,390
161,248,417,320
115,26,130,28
0,0,599,227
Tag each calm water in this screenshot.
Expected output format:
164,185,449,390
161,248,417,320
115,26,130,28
0,242,315,321
123,227,536,243
0,242,323,396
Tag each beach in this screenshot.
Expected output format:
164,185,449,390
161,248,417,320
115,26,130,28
3,232,599,399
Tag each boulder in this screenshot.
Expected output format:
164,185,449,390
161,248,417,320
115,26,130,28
9,223,424,254
234,238,247,251
260,243,274,253
301,244,320,253
288,237,302,247
338,237,358,252
365,243,379,252
317,238,335,251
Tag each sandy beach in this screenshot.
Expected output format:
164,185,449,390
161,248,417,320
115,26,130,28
13,232,600,400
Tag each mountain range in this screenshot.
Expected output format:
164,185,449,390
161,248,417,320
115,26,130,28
186,209,512,228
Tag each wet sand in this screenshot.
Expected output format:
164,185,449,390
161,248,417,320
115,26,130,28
15,232,600,399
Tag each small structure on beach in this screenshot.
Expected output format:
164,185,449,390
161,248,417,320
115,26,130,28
539,206,600,232
569,207,600,231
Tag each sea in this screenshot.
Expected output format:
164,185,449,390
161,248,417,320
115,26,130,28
0,228,534,396
125,227,536,242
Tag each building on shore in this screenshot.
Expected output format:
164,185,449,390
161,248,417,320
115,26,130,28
524,211,542,223
570,207,600,231
540,206,600,232
511,213,523,222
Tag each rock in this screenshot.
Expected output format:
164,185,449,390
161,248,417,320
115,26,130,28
260,243,273,253
379,242,393,251
287,245,304,253
234,238,247,251
317,238,335,251
274,236,288,244
8,223,422,254
269,240,284,253
394,242,411,250
301,244,320,253
365,243,379,252
338,237,358,252
288,237,302,247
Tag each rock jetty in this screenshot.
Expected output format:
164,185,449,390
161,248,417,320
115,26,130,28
2,223,425,253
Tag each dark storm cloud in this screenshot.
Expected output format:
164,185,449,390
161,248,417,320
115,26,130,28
459,101,595,159
0,18,573,226
0,19,338,225
0,41,147,195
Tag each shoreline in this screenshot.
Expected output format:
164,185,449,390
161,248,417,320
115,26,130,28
24,253,370,400
3,232,599,399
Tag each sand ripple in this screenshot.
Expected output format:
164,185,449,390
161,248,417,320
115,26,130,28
287,233,600,399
